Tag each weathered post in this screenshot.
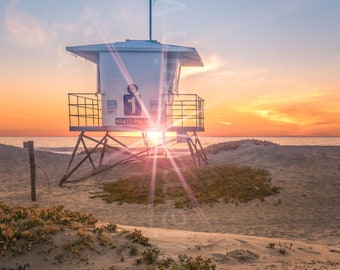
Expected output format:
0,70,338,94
23,141,37,201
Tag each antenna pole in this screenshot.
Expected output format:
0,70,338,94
149,0,152,40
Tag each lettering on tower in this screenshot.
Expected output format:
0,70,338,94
115,118,149,126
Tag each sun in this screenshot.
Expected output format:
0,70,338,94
145,131,164,145
144,131,178,146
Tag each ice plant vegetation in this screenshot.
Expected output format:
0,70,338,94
0,202,216,268
92,165,280,208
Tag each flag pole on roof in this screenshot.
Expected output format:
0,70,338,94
149,0,153,40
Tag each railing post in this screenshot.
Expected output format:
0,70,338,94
181,100,184,127
91,99,94,126
68,94,71,127
76,95,80,126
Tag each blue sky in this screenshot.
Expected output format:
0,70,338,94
1,0,340,136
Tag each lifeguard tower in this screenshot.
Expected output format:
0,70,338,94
60,3,207,186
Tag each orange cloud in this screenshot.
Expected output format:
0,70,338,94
200,85,340,136
232,89,340,135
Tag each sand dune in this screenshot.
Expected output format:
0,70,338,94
0,140,339,269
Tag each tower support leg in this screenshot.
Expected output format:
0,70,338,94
60,132,110,186
60,132,153,186
185,131,208,166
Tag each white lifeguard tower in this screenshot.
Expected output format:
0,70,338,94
60,2,207,185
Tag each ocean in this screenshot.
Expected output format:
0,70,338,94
1,136,340,154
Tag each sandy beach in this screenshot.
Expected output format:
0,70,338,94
0,139,339,269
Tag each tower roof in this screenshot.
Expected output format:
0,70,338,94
66,39,203,67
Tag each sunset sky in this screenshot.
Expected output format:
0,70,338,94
1,0,340,136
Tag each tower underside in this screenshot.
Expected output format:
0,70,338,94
59,130,207,186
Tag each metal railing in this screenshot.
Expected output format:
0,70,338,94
68,93,102,128
165,94,204,131
67,93,204,132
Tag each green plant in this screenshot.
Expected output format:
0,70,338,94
125,229,151,246
177,254,216,270
267,242,275,249
277,242,293,255
279,249,287,255
116,244,126,255
129,244,138,256
54,253,66,264
157,257,175,268
141,247,160,264
104,222,118,232
178,254,190,262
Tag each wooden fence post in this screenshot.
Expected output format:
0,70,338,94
23,141,37,201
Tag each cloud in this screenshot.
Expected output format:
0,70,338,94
238,89,340,127
181,54,225,78
0,113,32,119
278,0,310,13
217,121,233,126
252,109,301,125
4,0,47,47
154,0,186,16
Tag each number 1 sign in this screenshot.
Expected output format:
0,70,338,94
124,95,142,116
